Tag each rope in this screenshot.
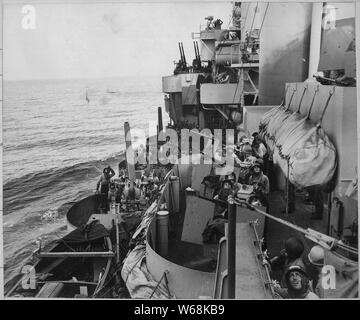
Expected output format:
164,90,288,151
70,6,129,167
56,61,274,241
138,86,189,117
58,238,76,252
242,3,251,34
92,267,106,298
286,87,297,111
149,271,169,299
297,84,308,113
124,250,146,285
248,2,259,41
259,2,270,36
97,263,126,298
306,86,319,119
278,84,289,108
318,86,336,126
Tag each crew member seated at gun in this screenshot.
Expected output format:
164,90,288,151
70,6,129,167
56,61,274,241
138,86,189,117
248,162,270,209
225,172,242,195
213,178,234,219
123,181,141,211
96,165,115,212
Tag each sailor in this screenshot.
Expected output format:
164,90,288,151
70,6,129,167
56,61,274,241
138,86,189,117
237,163,251,185
96,166,115,212
205,16,214,30
115,183,123,204
270,236,305,287
251,132,267,160
108,182,116,203
248,162,270,208
226,172,240,194
123,181,141,210
118,160,127,177
274,265,319,299
213,178,234,218
238,139,254,161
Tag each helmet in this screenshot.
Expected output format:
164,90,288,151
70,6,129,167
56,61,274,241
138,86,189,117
284,237,304,259
225,173,236,182
285,265,308,278
245,156,257,165
251,163,262,172
222,179,234,188
242,144,253,154
308,245,324,267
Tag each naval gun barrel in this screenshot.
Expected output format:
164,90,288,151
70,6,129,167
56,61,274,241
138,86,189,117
193,41,200,61
180,42,187,66
196,41,200,61
178,42,184,65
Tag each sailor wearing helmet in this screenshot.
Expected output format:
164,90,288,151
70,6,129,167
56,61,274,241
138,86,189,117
213,178,234,218
248,161,269,208
274,265,319,299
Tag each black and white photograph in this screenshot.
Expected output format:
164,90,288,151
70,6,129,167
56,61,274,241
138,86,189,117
0,0,358,302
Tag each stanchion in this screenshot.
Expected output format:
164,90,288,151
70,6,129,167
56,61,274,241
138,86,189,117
227,198,236,299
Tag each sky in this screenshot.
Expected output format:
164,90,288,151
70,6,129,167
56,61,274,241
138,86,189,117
3,2,233,80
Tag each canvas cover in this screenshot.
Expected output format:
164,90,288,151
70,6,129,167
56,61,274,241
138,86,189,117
61,222,109,243
121,245,171,299
259,106,337,188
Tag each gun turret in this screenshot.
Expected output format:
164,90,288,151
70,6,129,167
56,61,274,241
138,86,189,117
175,42,188,74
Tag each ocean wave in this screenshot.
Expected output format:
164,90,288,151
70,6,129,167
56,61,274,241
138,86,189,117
3,151,126,215
3,132,124,152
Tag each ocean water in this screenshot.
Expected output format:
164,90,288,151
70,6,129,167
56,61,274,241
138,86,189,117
2,76,168,284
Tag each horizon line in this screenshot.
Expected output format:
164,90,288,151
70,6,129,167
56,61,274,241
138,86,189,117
3,74,169,82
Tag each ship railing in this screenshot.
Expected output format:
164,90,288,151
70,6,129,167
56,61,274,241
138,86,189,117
191,32,201,40
249,219,276,297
